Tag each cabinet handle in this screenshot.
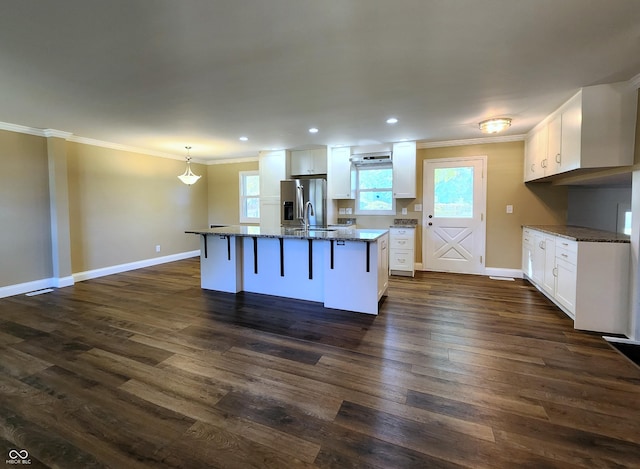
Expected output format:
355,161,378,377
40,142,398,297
562,242,568,246
561,253,568,258
553,267,557,277
555,153,561,164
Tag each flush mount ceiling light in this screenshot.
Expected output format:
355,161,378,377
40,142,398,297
177,146,201,186
239,136,248,141
386,117,398,124
308,127,319,134
479,117,512,134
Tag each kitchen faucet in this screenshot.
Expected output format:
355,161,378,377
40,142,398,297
303,201,314,230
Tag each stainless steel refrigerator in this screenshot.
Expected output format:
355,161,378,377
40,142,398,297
280,178,327,228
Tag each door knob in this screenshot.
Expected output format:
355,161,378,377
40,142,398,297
428,222,433,226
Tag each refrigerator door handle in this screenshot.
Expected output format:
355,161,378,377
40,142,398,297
296,185,304,220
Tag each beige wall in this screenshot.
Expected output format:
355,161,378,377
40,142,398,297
419,142,567,269
67,142,208,273
0,130,52,286
208,160,259,225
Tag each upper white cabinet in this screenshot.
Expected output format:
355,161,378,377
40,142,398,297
327,146,354,199
392,141,416,198
524,82,637,182
290,148,327,176
258,150,289,228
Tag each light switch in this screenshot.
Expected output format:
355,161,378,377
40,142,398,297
345,207,352,215
506,205,513,214
339,208,346,215
414,204,422,212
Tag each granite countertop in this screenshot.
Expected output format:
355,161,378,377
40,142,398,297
186,225,388,242
391,218,418,228
523,225,630,243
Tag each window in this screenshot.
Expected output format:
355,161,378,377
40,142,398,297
433,166,474,218
239,171,260,223
355,165,395,215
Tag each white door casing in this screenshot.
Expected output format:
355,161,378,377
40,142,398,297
422,156,487,274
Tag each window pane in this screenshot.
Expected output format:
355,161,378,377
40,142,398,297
358,191,393,211
244,174,260,196
245,197,260,218
359,168,392,190
433,167,473,218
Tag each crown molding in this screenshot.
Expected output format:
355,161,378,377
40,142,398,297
207,156,259,165
43,128,73,139
417,134,526,149
0,121,47,137
67,135,185,161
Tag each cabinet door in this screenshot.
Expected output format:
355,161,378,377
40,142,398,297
524,131,545,181
532,233,545,283
377,234,389,299
547,114,562,175
291,149,327,176
259,150,288,198
522,239,533,279
328,147,353,199
542,235,556,295
560,95,582,172
555,257,577,315
392,141,416,198
312,148,327,174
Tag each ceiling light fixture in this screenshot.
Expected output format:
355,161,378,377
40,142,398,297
479,117,512,134
386,117,398,124
177,146,201,186
239,136,248,141
308,127,319,134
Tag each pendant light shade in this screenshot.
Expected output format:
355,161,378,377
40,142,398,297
479,117,512,134
178,146,201,185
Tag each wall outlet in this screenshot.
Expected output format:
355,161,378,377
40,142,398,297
506,205,513,214
345,207,352,215
155,245,161,253
401,207,407,215
414,204,422,212
338,208,346,215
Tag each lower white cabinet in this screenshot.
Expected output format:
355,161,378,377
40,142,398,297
389,227,415,276
522,227,629,335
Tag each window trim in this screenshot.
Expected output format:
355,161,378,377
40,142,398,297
354,164,396,216
239,170,260,223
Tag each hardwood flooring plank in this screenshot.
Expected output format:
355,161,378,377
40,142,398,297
1,258,639,467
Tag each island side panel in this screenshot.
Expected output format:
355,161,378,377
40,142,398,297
324,239,381,315
200,235,243,293
242,237,325,302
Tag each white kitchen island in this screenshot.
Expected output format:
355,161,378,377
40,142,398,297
186,226,389,315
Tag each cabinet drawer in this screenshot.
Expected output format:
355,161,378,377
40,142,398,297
390,236,414,249
555,246,577,265
555,237,577,253
389,249,413,269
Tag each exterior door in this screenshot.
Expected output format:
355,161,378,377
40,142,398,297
422,157,486,274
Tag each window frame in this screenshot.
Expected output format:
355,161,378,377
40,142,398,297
239,170,260,223
354,164,396,216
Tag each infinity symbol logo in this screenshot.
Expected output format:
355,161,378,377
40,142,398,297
8,449,29,459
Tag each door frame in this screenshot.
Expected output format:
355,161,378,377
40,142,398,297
421,155,487,274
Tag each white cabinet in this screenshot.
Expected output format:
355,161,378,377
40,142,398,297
290,148,327,176
389,227,415,277
258,150,289,228
327,146,354,199
522,227,630,334
377,235,389,299
524,82,636,182
392,141,416,198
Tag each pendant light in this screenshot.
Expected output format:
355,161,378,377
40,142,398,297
178,146,201,185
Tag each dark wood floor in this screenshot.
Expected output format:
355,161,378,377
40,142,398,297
1,258,639,468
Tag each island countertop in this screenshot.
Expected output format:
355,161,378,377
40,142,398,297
523,225,630,243
186,225,388,242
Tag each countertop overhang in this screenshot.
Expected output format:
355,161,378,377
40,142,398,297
186,225,388,242
523,225,630,243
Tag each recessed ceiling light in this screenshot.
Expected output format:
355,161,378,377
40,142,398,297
239,136,248,141
308,127,319,134
386,117,398,124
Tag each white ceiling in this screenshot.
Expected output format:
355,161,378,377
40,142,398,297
1,0,639,161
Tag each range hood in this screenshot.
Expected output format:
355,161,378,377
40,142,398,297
349,151,393,166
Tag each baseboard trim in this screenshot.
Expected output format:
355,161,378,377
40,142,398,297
53,276,75,288
485,268,523,279
0,278,55,299
73,250,200,282
415,265,523,279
